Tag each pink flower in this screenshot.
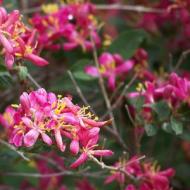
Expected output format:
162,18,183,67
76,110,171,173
1,88,113,169
85,52,134,90
0,6,48,69
105,156,175,190
31,3,100,52
71,138,113,168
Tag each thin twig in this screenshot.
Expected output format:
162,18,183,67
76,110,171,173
174,49,190,71
125,104,136,126
110,81,124,102
67,70,96,114
22,7,41,14
27,73,41,89
4,170,106,178
88,153,137,182
0,139,30,161
96,4,165,13
102,74,137,120
22,4,165,14
126,155,146,165
90,32,117,132
90,31,129,151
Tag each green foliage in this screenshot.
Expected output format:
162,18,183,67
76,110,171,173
0,64,12,89
170,116,183,135
151,100,171,122
108,29,147,59
145,124,158,136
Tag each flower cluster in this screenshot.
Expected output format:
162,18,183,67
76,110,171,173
30,3,100,52
105,157,175,190
85,49,154,91
0,88,113,168
0,6,48,69
138,0,190,50
128,72,190,122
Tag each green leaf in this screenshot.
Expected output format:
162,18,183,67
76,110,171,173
3,0,18,10
145,124,158,136
171,117,183,135
151,100,171,121
0,64,12,88
129,96,145,111
71,59,96,81
161,122,173,134
108,29,147,59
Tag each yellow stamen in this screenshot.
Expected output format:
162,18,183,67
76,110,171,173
42,4,59,14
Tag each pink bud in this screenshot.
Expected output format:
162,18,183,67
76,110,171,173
0,34,13,54
5,54,14,69
55,129,66,152
25,53,48,66
20,92,30,112
92,150,113,157
70,139,79,155
41,133,52,146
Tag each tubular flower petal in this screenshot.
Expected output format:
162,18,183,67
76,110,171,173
70,152,88,169
70,139,79,155
24,129,40,147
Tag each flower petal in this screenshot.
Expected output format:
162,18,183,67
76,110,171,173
70,139,79,155
25,53,48,66
24,129,39,147
70,152,88,168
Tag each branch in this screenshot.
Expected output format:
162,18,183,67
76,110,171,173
22,4,165,14
4,170,106,178
110,81,124,102
174,49,190,71
67,70,95,114
88,153,144,182
102,74,137,120
0,139,30,162
90,32,117,132
27,73,41,89
96,4,165,13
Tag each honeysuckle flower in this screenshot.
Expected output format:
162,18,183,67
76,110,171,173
31,2,100,52
133,48,155,82
0,6,48,69
106,157,175,190
140,163,175,190
1,88,113,168
70,145,113,168
85,52,134,90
